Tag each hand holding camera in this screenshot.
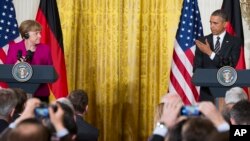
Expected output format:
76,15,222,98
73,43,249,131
198,101,226,127
48,102,65,132
34,102,58,119
14,98,41,125
158,94,227,132
159,94,183,128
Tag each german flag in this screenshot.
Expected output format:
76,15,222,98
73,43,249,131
222,0,245,69
36,0,68,98
222,0,249,98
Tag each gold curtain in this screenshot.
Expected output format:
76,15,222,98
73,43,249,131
57,0,182,140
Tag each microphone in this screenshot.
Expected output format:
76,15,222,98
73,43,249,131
25,50,34,62
17,50,22,61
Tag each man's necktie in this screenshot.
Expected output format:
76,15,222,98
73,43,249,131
214,36,220,53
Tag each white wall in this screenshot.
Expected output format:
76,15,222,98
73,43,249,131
198,0,223,35
13,0,40,24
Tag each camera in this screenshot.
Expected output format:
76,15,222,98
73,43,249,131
34,103,57,118
180,105,201,116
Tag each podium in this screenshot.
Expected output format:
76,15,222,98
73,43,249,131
192,68,250,97
0,64,57,94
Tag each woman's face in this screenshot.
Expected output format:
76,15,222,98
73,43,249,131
27,30,41,45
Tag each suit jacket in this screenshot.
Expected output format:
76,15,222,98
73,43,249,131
5,40,53,97
0,126,11,141
194,32,241,70
193,32,241,101
0,119,9,134
75,115,98,141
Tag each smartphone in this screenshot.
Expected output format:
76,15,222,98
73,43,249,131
34,103,49,118
34,107,49,118
180,105,201,116
34,103,58,119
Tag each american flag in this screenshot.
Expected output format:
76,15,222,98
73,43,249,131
0,0,19,64
0,0,19,88
169,0,203,104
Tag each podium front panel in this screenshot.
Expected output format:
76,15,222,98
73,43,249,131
8,83,40,94
0,64,57,94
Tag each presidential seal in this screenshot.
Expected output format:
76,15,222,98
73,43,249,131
217,66,237,86
12,62,33,82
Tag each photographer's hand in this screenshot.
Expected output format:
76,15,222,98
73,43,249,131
49,103,71,138
49,103,64,132
198,101,227,127
14,98,41,125
160,94,183,128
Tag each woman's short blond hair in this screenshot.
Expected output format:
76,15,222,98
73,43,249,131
19,20,42,38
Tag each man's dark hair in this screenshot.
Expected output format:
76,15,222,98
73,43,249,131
181,117,217,141
168,119,188,141
211,9,228,22
230,100,250,125
68,89,88,113
12,88,27,113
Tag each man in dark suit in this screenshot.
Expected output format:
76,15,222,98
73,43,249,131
68,89,98,141
193,9,241,102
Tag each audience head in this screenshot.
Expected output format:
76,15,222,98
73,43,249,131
167,118,188,141
205,131,229,141
0,89,17,121
221,87,247,125
68,89,88,114
181,117,217,141
230,100,250,125
7,118,50,141
225,87,247,104
57,97,74,112
12,88,28,114
221,103,234,124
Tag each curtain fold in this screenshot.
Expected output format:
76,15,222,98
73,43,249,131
57,0,182,140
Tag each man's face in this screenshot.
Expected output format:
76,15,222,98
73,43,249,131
210,15,227,35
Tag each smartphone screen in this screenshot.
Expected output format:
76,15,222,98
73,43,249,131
34,107,49,118
180,105,201,116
